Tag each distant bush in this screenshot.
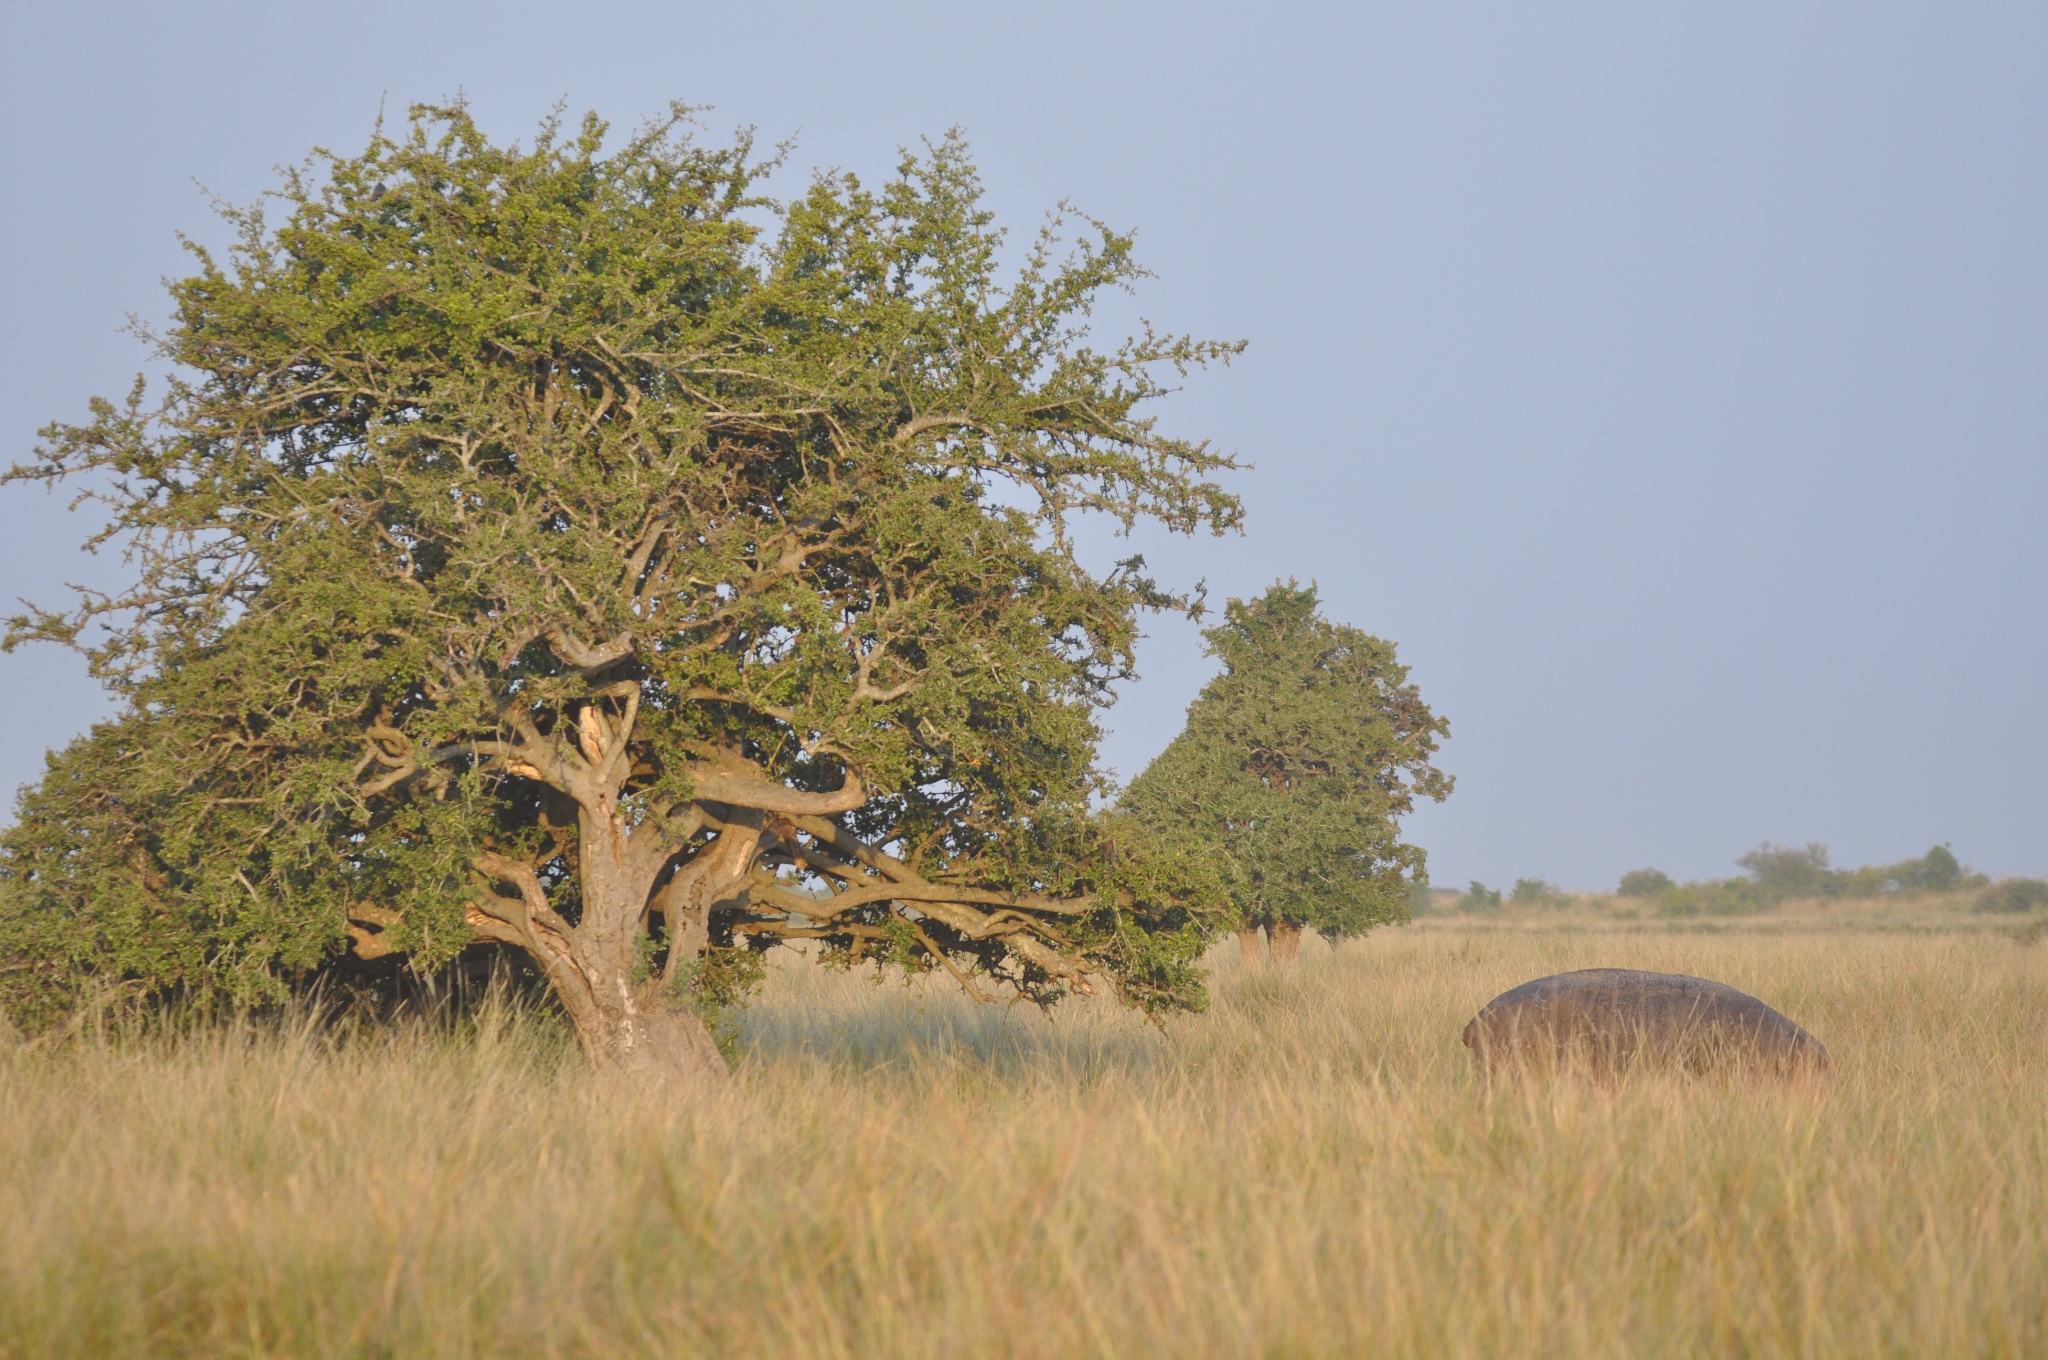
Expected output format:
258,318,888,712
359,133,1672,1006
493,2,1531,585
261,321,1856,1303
1617,868,1675,897
1736,843,1834,900
1510,877,1565,906
1657,878,1769,919
1895,844,1965,893
1458,881,1502,913
1976,879,2048,914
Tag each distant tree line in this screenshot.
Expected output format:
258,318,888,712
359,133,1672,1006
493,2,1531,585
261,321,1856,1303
1444,842,2047,918
1620,842,1990,917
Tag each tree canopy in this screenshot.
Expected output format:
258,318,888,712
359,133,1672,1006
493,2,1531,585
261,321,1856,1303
1119,583,1450,960
0,104,1240,1078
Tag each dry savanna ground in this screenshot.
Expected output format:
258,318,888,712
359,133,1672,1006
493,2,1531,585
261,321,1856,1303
2,906,2044,1358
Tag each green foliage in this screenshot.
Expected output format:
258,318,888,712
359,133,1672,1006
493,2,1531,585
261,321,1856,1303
1118,582,1450,941
1457,881,1501,913
0,103,1244,1041
1617,868,1675,897
1976,879,2048,915
1510,877,1564,906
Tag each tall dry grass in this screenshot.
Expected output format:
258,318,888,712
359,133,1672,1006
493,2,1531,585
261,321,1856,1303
2,924,2043,1358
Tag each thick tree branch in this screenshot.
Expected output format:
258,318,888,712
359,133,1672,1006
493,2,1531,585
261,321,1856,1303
1001,931,1097,993
343,902,405,959
462,905,535,948
788,814,919,883
544,625,635,670
471,852,578,941
346,927,398,960
892,412,995,446
688,767,867,815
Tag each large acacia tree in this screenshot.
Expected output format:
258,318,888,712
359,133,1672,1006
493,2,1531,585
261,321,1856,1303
0,106,1239,1080
1121,583,1449,965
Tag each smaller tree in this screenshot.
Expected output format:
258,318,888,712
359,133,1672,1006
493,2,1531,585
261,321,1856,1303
1457,881,1502,914
1736,842,1834,901
1120,583,1449,965
1891,844,1964,894
1616,868,1675,897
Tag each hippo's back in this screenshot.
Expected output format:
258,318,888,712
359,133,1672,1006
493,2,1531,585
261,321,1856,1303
1462,968,1828,1076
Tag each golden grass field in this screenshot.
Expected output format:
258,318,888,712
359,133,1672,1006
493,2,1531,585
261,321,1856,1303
3,906,2044,1358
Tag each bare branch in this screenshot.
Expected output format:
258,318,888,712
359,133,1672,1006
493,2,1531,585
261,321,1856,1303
892,412,995,446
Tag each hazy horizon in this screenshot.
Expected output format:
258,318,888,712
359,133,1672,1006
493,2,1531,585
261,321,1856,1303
3,2,2042,890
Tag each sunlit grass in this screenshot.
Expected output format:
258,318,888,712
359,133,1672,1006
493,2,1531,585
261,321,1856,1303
2,923,2043,1357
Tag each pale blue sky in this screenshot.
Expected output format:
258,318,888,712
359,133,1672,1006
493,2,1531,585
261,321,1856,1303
2,2,2042,889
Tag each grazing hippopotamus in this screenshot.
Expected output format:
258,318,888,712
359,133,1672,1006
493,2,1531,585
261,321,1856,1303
1462,968,1829,1077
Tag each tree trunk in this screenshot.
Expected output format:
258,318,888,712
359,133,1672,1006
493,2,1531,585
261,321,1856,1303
542,803,734,1086
1268,920,1305,964
576,972,729,1083
470,707,784,1088
534,914,730,1085
1237,926,1267,968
